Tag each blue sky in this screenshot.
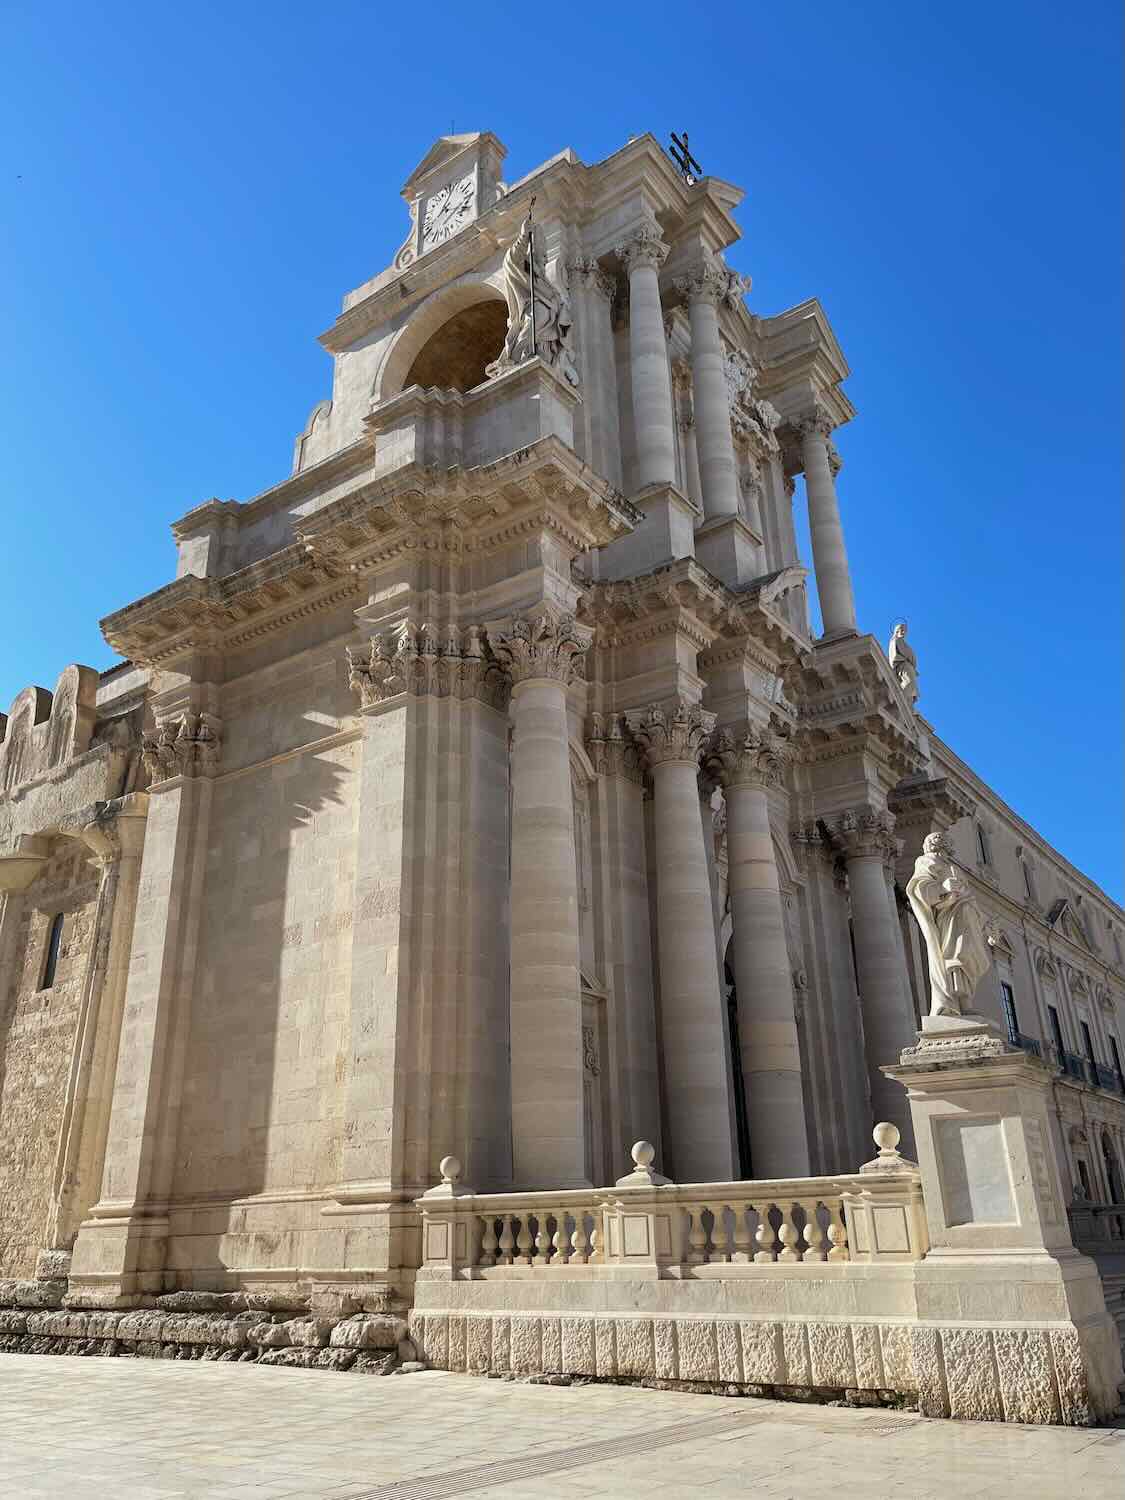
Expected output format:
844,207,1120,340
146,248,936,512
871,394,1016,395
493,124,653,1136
1,2,1121,898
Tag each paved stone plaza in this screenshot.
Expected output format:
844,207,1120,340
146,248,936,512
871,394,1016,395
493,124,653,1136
0,1355,1122,1499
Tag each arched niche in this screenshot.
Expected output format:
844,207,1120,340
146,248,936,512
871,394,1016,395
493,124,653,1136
375,280,507,402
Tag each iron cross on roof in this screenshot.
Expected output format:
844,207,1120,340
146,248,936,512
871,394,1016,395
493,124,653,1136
668,130,702,184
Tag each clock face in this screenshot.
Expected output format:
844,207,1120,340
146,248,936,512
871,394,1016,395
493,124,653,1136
421,171,476,251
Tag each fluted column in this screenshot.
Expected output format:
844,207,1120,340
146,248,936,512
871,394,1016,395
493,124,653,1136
632,700,736,1182
676,259,741,521
796,404,857,637
493,613,592,1188
829,807,915,1150
617,223,676,489
708,726,809,1176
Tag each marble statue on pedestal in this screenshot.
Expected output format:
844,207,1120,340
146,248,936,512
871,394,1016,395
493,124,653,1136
487,212,578,386
906,832,994,1018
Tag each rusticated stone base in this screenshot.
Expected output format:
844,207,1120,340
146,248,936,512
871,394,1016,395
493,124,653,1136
409,1310,1113,1426
0,1281,419,1378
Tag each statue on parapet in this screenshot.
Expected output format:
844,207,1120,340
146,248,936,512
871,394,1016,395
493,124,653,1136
487,211,578,387
889,620,919,704
906,832,994,1020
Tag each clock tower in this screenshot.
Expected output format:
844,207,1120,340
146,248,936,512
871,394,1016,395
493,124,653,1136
397,132,507,267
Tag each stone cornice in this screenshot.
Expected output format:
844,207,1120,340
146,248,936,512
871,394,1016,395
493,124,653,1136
579,559,809,669
789,635,926,784
103,441,638,667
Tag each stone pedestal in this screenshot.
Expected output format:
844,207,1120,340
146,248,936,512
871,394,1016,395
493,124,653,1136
597,482,698,581
885,1025,1124,1420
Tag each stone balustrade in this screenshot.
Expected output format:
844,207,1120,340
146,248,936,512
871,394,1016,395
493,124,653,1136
415,1137,928,1277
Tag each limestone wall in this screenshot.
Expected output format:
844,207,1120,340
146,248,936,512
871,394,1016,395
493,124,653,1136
0,841,99,1275
168,642,359,1232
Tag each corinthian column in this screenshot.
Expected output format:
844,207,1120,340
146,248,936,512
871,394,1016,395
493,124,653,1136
675,259,740,522
828,807,915,1150
568,258,623,490
492,613,592,1188
707,726,809,1177
617,223,676,489
795,404,857,637
631,700,736,1182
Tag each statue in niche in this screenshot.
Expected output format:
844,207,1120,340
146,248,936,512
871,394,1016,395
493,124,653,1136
487,213,579,387
889,620,919,704
906,832,994,1019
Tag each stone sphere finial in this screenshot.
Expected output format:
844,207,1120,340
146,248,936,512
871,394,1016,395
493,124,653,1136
872,1122,900,1155
631,1141,656,1169
439,1155,462,1185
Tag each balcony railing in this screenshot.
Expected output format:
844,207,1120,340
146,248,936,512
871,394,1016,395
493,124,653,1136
1009,1031,1042,1059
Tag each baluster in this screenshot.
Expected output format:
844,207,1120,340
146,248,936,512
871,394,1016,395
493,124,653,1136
731,1201,753,1263
588,1210,603,1264
479,1215,498,1268
826,1201,850,1262
498,1214,515,1266
753,1201,777,1263
708,1203,734,1262
801,1199,828,1262
777,1202,801,1262
534,1213,554,1265
515,1216,534,1264
686,1204,708,1265
572,1212,590,1265
552,1212,573,1264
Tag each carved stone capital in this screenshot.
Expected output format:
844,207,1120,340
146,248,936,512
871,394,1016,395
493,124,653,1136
791,820,831,869
705,722,791,791
794,402,836,442
567,257,615,301
673,258,728,307
490,612,591,688
826,806,900,865
616,222,669,274
141,712,222,784
826,440,843,477
347,622,511,710
628,698,716,768
585,713,644,785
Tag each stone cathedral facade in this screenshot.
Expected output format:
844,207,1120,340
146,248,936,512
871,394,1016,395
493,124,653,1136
1,131,1123,1307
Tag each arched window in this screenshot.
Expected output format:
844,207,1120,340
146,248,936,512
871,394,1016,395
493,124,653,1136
39,912,64,991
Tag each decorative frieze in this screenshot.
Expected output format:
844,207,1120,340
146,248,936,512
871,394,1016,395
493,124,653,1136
345,623,510,710
629,699,716,768
140,713,222,784
705,722,791,791
490,613,590,687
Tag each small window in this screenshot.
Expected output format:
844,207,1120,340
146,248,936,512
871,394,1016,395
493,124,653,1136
1109,1035,1124,1082
1048,1004,1066,1056
39,912,64,991
976,823,991,866
999,981,1019,1042
1022,863,1036,902
1113,929,1122,966
1077,1160,1092,1198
